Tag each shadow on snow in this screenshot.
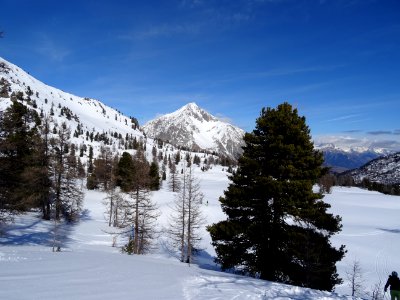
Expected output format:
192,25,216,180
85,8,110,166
0,209,92,248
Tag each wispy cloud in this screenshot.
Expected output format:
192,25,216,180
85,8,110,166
325,114,362,123
370,139,400,150
184,65,343,90
343,130,362,133
368,130,400,136
124,0,258,41
367,130,393,136
234,64,346,80
179,0,204,8
130,23,204,39
215,113,234,124
314,135,400,152
34,34,71,62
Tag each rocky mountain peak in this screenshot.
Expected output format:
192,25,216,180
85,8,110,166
143,103,245,159
172,102,216,123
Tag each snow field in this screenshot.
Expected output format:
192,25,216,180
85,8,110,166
1,167,397,299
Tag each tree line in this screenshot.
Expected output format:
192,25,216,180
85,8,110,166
96,145,206,263
318,173,400,196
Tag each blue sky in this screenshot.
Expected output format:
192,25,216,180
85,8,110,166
1,0,400,150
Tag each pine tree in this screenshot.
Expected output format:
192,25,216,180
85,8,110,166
175,151,181,165
50,122,83,221
0,101,43,223
63,143,84,222
168,166,204,263
115,150,159,254
149,161,160,191
116,152,135,192
87,145,94,174
207,102,345,291
21,115,52,220
126,149,159,254
103,187,129,228
183,167,204,263
92,146,114,190
168,163,181,192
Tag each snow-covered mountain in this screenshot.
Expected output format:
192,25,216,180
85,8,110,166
315,143,383,172
346,152,400,185
1,57,244,162
0,56,144,157
143,102,245,160
314,138,397,172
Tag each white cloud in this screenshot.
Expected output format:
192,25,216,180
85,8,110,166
314,134,400,152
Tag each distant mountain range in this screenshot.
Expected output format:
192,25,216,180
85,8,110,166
143,102,245,159
315,143,385,173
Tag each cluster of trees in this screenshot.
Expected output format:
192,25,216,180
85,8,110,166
97,144,206,261
152,137,236,169
208,103,346,291
318,172,400,196
0,101,84,226
357,178,400,195
93,148,161,255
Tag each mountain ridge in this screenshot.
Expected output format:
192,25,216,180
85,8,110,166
316,145,383,172
1,57,244,163
344,151,400,185
143,102,245,160
1,56,146,159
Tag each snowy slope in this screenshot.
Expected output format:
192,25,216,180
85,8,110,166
0,56,144,156
346,152,400,185
143,103,245,160
325,187,400,297
0,167,369,300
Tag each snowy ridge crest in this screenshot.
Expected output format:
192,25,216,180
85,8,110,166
0,56,143,155
143,102,245,159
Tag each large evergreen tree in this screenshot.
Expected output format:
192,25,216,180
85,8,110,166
0,101,43,223
149,161,160,191
208,102,345,291
116,152,135,192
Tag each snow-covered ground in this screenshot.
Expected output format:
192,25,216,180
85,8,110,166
1,168,397,299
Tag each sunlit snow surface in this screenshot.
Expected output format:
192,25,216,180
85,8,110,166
2,168,396,299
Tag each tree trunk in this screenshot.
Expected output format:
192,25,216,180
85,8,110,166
134,188,139,254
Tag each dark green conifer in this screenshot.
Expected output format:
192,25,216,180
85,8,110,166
208,102,345,291
116,152,135,192
0,101,41,214
149,162,160,191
